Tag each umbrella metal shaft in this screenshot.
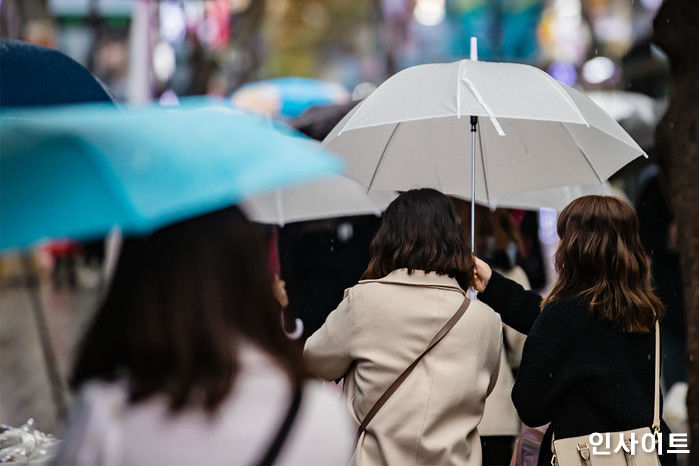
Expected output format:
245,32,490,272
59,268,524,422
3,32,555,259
21,255,68,421
470,116,478,254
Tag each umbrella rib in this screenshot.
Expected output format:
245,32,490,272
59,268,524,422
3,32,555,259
462,77,505,136
570,90,648,156
339,98,369,135
477,121,492,206
456,60,465,119
561,122,605,184
536,68,590,127
367,122,400,193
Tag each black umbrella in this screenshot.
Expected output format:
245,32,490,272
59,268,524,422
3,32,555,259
1,39,115,422
285,101,383,339
291,100,359,141
0,38,113,107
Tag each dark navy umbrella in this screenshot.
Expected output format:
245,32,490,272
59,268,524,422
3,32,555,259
0,39,115,422
0,38,113,107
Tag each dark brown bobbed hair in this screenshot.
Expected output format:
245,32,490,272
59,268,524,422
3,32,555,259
542,195,664,333
363,188,474,290
71,206,305,412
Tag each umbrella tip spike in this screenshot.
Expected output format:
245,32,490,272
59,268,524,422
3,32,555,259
470,37,478,61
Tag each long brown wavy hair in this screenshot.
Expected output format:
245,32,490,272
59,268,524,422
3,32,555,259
542,195,664,333
363,188,474,290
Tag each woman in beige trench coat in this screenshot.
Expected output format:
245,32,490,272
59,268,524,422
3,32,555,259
305,189,503,465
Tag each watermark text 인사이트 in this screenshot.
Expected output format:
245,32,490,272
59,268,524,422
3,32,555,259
586,432,689,456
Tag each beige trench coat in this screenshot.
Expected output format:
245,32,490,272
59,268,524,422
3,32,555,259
304,269,503,465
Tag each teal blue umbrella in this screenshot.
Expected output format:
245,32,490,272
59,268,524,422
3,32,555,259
232,77,350,119
1,101,343,251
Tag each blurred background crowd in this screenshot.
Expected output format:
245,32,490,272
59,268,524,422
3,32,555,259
0,0,669,105
0,0,696,461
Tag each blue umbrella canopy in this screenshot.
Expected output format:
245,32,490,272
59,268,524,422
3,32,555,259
0,102,343,251
0,39,114,107
232,77,350,119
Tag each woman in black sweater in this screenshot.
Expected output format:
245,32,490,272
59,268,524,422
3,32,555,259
473,195,677,466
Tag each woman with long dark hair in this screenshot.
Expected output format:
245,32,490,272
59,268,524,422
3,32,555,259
54,207,353,465
304,189,503,465
473,195,676,466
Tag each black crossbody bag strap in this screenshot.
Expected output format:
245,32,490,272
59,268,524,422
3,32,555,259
256,383,303,465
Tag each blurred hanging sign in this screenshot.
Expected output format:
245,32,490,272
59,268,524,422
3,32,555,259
203,0,230,50
447,0,543,62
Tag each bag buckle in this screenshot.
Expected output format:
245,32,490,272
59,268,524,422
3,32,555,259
577,443,591,461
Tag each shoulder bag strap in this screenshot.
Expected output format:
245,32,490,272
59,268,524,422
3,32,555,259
357,297,471,436
256,383,303,465
653,320,661,433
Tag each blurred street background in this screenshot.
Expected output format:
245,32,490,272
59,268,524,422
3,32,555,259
0,0,668,105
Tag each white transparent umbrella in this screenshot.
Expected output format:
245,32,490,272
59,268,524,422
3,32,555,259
242,174,396,226
452,182,615,212
586,90,665,150
324,40,645,249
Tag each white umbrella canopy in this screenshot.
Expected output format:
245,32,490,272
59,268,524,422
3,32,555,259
586,90,665,150
242,174,396,226
450,182,615,212
323,59,646,204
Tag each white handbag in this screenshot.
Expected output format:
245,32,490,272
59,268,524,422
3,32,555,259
551,321,662,466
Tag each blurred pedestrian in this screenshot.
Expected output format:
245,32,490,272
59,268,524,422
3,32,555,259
636,170,688,436
304,189,502,465
279,216,379,339
466,206,530,466
286,102,380,341
53,207,354,465
473,195,676,466
46,240,80,289
636,170,686,391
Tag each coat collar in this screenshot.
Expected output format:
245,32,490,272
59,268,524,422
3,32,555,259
358,268,466,296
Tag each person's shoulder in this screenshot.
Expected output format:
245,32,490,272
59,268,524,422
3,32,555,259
500,266,531,290
343,281,366,298
470,298,504,327
541,294,589,319
301,380,351,416
76,379,128,407
287,381,355,460
343,278,393,303
532,294,590,338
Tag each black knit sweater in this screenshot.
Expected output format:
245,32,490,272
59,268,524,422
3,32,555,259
479,272,676,466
